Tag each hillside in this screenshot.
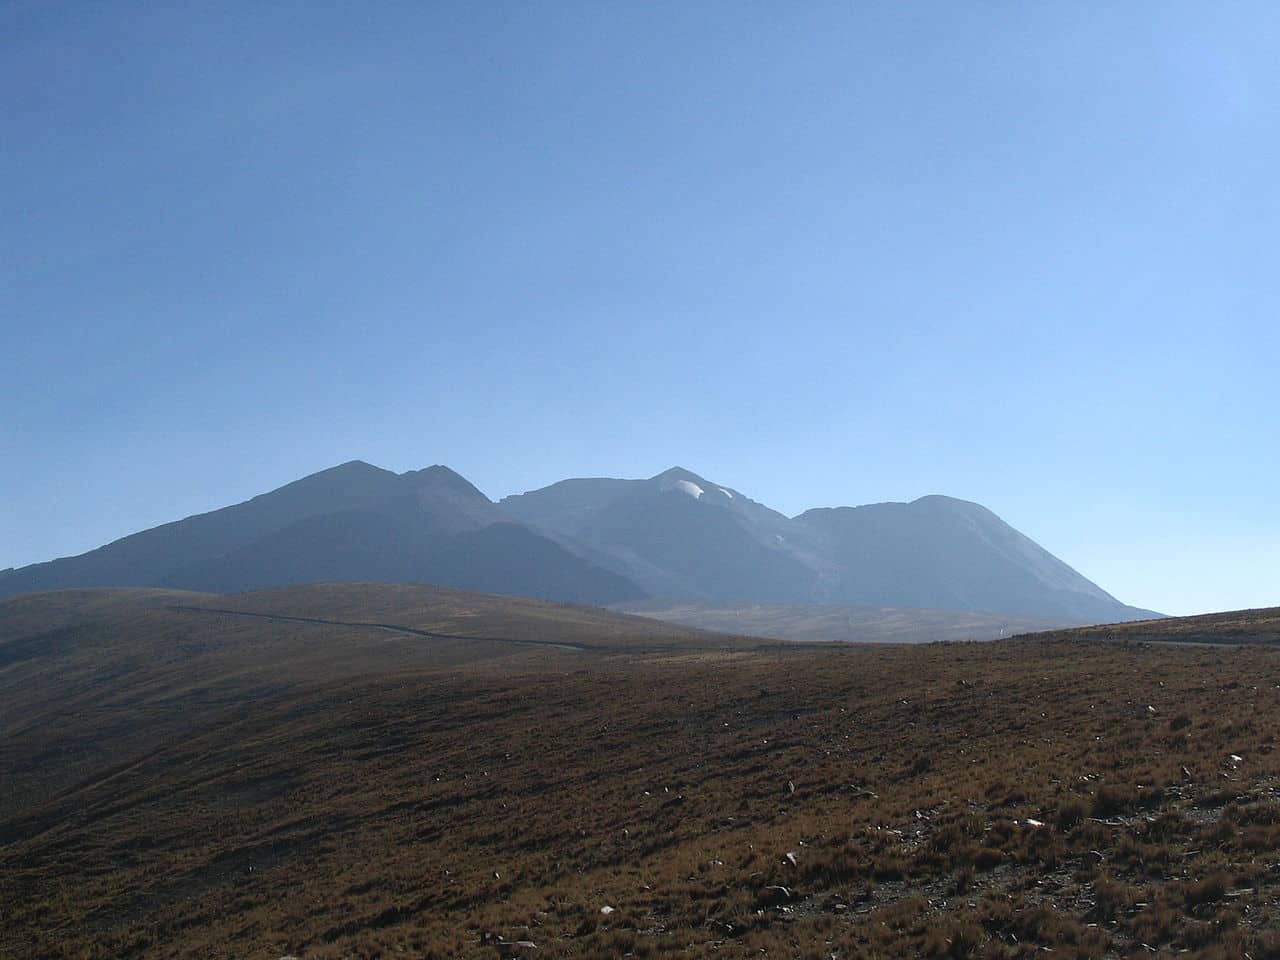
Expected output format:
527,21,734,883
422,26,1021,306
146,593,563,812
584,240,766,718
1020,606,1280,645
5,587,1280,959
0,463,645,606
505,467,1157,622
793,496,1151,621
0,584,726,821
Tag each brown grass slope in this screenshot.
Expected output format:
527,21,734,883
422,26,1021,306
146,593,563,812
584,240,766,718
1024,606,1280,646
5,588,1280,959
0,584,729,813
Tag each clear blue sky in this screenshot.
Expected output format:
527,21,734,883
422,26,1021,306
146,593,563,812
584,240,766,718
3,2,1276,616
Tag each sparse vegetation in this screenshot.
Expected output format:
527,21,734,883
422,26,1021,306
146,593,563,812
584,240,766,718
4,586,1280,958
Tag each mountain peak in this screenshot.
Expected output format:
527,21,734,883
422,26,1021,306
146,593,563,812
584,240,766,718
406,464,487,496
910,494,986,512
650,467,714,500
651,466,704,483
317,459,394,478
416,463,466,478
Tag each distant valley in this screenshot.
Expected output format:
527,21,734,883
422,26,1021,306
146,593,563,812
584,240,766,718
614,599,1080,645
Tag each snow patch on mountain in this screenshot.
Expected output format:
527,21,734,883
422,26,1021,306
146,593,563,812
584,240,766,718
670,479,704,499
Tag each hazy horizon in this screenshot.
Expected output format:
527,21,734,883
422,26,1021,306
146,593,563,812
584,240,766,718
4,3,1276,617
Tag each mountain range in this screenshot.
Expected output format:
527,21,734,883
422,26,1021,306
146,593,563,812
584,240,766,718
0,460,1159,624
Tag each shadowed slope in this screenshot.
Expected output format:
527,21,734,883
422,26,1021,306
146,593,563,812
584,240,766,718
0,463,646,606
0,461,411,594
162,514,644,604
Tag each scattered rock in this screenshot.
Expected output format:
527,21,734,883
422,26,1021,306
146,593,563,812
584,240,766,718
824,892,850,912
599,905,614,915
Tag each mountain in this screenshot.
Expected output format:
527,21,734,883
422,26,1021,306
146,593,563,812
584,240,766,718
792,495,1148,621
503,468,1158,623
0,462,645,605
3,460,1157,624
501,467,819,603
163,513,644,605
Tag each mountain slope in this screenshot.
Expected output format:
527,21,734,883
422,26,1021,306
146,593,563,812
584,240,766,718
503,467,816,602
163,513,643,604
505,470,1156,622
0,463,645,605
794,495,1154,622
3,460,1156,622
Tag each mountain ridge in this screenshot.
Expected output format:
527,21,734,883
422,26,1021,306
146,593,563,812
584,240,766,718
0,461,643,606
503,466,1158,622
1,460,1158,623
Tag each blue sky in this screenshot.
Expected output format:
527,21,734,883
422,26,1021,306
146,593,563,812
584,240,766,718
3,2,1276,616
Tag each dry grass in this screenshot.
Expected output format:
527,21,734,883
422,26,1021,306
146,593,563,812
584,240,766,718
3,586,1280,958
1028,605,1280,646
